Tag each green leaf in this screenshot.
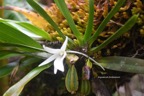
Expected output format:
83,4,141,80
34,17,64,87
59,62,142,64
83,0,94,42
19,57,41,70
89,0,126,45
91,14,138,52
0,50,20,60
0,18,17,22
0,42,44,52
0,57,42,78
54,0,83,44
0,19,50,40
26,0,65,39
0,22,42,48
3,64,52,96
17,22,51,40
0,49,39,60
0,63,15,78
10,22,52,40
98,56,144,74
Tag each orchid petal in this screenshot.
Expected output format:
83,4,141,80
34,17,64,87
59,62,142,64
39,54,58,66
54,67,58,74
36,52,51,58
54,52,67,73
43,45,61,54
60,36,68,51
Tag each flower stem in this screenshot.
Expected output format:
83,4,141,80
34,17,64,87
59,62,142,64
66,50,104,70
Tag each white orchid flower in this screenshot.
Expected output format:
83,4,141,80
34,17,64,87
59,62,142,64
38,37,68,74
38,36,104,74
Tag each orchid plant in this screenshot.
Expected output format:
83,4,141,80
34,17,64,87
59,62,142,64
3,36,104,96
0,0,144,96
38,36,104,74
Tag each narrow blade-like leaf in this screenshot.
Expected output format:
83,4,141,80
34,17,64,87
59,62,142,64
91,15,138,52
26,0,65,39
54,0,83,44
3,64,52,96
84,0,94,42
0,42,44,52
98,56,144,74
0,64,15,78
0,22,42,48
89,0,126,44
0,57,41,78
0,50,20,60
14,22,51,40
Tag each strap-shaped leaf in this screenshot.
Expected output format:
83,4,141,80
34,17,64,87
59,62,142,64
91,14,138,52
83,0,94,42
3,64,52,96
0,17,51,40
18,22,51,40
0,49,42,60
26,0,65,39
89,0,126,44
13,22,51,40
0,50,20,60
54,0,83,44
0,57,41,78
0,22,42,48
98,56,144,74
0,42,44,52
0,64,15,78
